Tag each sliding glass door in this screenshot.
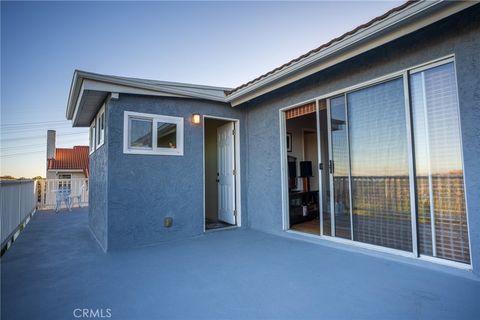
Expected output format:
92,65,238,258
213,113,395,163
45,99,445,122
347,78,412,251
328,96,352,240
315,58,470,264
410,62,470,264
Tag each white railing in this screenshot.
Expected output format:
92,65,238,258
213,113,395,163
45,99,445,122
1,180,37,245
37,178,89,210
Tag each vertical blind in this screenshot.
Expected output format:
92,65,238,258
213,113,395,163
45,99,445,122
410,62,470,264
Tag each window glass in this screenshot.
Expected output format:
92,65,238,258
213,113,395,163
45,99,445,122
97,112,105,146
129,118,152,148
157,122,177,148
347,78,412,251
410,62,470,264
89,122,96,152
330,96,352,239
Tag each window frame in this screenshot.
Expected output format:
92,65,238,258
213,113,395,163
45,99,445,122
123,111,184,156
89,120,96,154
96,104,105,148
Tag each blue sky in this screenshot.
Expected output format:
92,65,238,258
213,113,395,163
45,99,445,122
1,0,402,178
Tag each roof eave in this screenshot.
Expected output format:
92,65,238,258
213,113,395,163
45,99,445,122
226,0,475,106
66,71,231,127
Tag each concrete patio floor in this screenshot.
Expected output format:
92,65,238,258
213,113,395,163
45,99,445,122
2,209,480,320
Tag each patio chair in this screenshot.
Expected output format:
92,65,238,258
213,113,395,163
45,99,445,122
55,187,72,212
72,182,87,208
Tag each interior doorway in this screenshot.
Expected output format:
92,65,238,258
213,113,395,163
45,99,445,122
204,117,239,231
284,103,321,235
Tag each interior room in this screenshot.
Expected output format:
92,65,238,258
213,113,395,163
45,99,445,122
285,103,321,235
204,117,237,230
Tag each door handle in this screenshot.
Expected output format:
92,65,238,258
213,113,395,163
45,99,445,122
329,160,334,174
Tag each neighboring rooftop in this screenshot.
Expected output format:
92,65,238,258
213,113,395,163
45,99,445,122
47,146,89,177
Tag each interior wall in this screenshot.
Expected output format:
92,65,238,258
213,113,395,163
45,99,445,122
286,113,318,191
204,118,229,221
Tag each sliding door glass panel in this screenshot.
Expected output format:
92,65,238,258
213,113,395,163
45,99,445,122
348,78,412,251
330,96,351,239
410,62,470,264
319,107,331,236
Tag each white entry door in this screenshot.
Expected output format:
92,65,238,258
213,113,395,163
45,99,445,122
217,122,236,225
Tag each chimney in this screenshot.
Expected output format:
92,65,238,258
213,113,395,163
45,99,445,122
47,130,56,159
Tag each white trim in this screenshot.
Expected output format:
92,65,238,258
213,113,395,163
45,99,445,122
403,71,419,257
89,119,96,155
326,98,335,236
123,111,184,156
279,110,289,231
202,115,242,232
96,104,106,149
315,100,324,236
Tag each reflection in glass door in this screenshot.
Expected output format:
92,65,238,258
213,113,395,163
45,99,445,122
347,78,412,251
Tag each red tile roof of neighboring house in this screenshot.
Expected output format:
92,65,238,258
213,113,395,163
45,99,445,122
227,0,416,95
47,146,89,177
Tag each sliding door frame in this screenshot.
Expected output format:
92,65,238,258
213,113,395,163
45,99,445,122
280,54,471,269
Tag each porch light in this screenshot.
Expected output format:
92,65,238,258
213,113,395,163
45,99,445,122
192,113,201,125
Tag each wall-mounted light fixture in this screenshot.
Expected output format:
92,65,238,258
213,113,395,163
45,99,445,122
192,113,201,125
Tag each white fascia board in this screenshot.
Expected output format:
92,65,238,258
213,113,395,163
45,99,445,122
71,80,86,126
78,71,228,102
227,1,475,106
82,79,189,99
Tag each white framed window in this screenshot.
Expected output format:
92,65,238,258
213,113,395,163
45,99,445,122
96,104,105,148
89,120,96,154
123,111,184,156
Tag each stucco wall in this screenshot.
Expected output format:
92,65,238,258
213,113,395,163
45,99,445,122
89,107,109,251
240,6,480,273
105,95,245,250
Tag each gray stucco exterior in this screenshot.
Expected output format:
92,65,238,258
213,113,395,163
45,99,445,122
96,95,246,250
87,5,479,274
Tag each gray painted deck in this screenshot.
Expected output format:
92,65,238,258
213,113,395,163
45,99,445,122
2,209,480,320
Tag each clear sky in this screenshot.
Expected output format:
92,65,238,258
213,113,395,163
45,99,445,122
1,0,403,178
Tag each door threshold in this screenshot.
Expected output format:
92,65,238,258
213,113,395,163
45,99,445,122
204,225,238,233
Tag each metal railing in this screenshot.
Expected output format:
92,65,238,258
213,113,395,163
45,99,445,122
36,178,89,210
1,180,37,246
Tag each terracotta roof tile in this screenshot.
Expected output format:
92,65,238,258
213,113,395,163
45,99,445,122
227,0,416,96
47,146,89,176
